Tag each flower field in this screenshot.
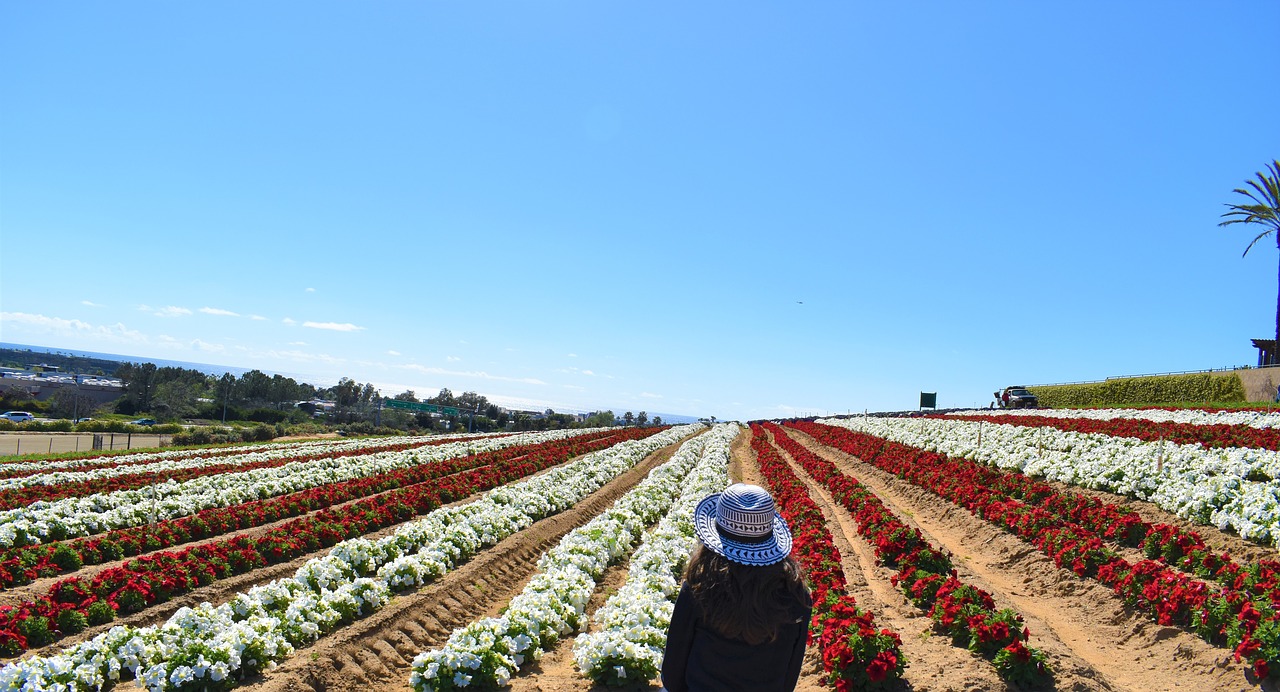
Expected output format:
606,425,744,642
0,411,1276,692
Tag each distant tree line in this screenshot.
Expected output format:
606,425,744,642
2,348,676,435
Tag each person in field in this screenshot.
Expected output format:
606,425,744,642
660,483,811,692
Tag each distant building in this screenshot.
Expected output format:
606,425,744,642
0,366,123,404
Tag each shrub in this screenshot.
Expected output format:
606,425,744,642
17,616,54,648
49,544,83,572
1030,372,1247,408
55,609,88,635
247,424,276,442
171,428,213,446
85,600,115,626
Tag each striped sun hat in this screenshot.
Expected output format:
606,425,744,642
692,483,792,566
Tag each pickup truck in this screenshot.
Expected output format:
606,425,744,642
995,387,1038,409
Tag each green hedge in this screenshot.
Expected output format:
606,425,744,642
1029,372,1247,408
171,424,277,446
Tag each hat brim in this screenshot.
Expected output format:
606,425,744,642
693,492,793,566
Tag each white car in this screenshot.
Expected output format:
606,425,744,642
1,411,34,423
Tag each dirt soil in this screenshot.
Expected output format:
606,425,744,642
94,424,1280,692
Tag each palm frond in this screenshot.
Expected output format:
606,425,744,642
1220,160,1280,258
1242,228,1276,257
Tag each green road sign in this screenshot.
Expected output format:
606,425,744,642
382,400,462,416
384,400,441,413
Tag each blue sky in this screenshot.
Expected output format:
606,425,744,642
2,2,1279,421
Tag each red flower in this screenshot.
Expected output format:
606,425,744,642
866,651,898,682
1003,640,1032,664
1254,659,1270,679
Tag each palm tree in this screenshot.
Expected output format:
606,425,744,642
1220,160,1280,364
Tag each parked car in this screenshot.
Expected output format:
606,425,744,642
996,386,1039,409
129,418,157,426
0,411,34,423
72,417,93,424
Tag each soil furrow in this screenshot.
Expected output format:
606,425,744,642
786,427,1257,692
239,436,691,692
0,466,490,609
759,427,1018,691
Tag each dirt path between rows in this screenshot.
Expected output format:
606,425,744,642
15,469,508,662
47,422,1280,692
782,426,1266,692
757,426,1028,691
0,461,497,611
238,434,696,692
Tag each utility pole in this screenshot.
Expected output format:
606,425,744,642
221,374,234,424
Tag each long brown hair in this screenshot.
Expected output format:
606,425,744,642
684,544,810,645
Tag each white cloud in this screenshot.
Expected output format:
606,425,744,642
81,300,104,308
265,349,345,366
199,307,240,317
140,303,192,317
282,317,298,326
0,312,148,344
567,353,578,358
192,339,225,353
387,350,401,356
401,363,545,385
249,315,268,321
446,356,461,362
559,367,599,377
289,341,308,346
303,321,364,332
640,392,663,399
305,287,316,293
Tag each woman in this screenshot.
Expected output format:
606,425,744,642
661,483,812,692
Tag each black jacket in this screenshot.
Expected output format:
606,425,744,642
661,581,811,692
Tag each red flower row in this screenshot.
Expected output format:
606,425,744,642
787,421,1278,682
747,425,905,691
761,423,1050,683
0,430,627,589
0,434,511,483
0,435,507,511
941,412,1280,453
0,428,659,656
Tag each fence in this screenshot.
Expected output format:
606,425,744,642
0,433,170,456
1025,363,1270,389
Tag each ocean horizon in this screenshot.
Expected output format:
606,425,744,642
0,342,702,422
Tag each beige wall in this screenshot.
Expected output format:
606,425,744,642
1236,368,1280,402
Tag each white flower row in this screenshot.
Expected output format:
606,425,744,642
0,434,491,492
0,433,471,478
572,424,736,685
946,406,1280,430
0,428,596,549
0,425,702,692
820,416,1280,546
408,425,723,691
